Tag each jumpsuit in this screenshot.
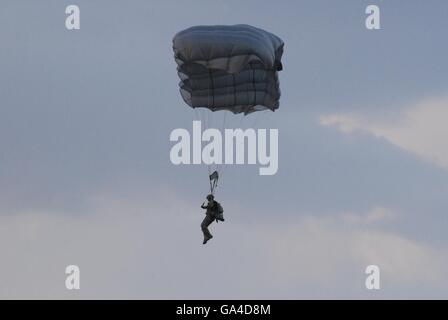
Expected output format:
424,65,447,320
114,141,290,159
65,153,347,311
201,202,219,239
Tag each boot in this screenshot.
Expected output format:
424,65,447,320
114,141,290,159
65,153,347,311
203,235,213,244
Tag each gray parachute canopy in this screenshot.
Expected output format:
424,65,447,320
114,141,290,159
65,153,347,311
173,24,284,115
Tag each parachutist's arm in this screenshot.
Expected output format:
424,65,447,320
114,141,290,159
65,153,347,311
201,204,208,209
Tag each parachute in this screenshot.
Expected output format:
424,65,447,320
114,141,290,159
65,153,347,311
172,25,284,193
173,24,284,115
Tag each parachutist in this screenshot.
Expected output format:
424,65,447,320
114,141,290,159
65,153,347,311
200,194,224,245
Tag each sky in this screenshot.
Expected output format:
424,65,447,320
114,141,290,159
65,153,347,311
0,0,448,299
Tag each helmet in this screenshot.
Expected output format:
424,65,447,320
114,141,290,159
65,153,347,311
206,194,214,201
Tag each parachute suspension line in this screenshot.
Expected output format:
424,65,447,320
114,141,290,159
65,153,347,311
237,111,245,129
206,66,221,195
209,68,215,107
214,72,235,181
251,109,264,129
196,108,209,179
207,105,215,176
221,110,228,134
206,108,215,175
232,73,236,107
194,107,200,123
206,113,219,195
194,107,213,194
206,66,220,176
203,64,213,190
252,65,256,107
203,109,211,178
210,110,219,175
214,72,235,182
209,107,214,134
216,110,228,178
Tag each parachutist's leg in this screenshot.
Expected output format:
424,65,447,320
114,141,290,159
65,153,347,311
201,215,214,242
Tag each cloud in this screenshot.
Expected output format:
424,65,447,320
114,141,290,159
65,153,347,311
259,207,447,297
319,96,448,169
0,190,446,299
340,207,398,224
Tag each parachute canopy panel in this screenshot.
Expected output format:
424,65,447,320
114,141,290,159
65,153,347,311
173,25,284,115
